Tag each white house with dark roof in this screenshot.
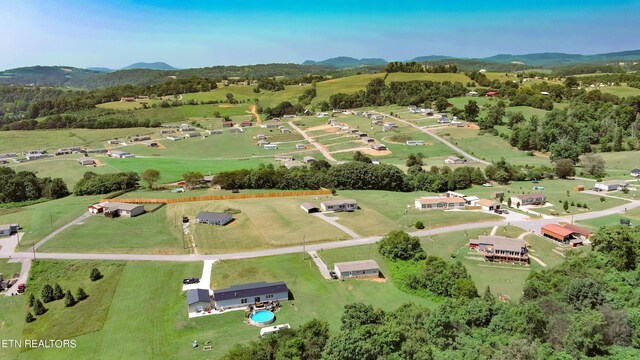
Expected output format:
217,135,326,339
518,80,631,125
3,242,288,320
334,260,380,280
103,202,145,218
320,199,358,212
213,282,289,310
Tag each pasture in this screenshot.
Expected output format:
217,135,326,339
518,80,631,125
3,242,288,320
598,86,640,98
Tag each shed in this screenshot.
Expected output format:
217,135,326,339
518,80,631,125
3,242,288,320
0,224,19,237
334,260,380,280
78,158,95,166
186,289,211,313
196,212,233,226
300,203,319,213
541,224,574,243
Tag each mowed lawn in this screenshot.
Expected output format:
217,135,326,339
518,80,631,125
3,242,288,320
211,254,436,330
39,207,185,254
577,206,640,230
167,197,350,254
324,190,502,237
599,86,640,98
0,195,103,250
435,127,552,166
7,155,120,187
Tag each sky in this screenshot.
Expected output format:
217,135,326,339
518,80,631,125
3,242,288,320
1,0,639,70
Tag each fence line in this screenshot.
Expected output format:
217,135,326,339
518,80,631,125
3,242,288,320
101,189,333,204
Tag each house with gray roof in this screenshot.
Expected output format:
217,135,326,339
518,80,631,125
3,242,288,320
334,260,380,280
186,289,211,313
195,212,233,226
103,202,145,218
594,180,628,192
320,199,358,212
0,224,19,237
213,281,289,310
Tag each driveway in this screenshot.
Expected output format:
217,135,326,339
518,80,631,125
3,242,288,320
0,232,21,258
182,259,216,293
4,258,32,296
311,213,360,238
308,251,332,279
32,212,92,251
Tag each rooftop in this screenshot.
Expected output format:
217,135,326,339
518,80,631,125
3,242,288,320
416,196,466,205
213,281,288,301
476,235,526,253
321,199,357,206
186,289,210,305
541,224,574,237
334,260,380,272
196,211,232,224
512,193,545,200
105,202,143,211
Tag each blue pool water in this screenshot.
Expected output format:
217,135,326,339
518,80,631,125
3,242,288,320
250,311,275,323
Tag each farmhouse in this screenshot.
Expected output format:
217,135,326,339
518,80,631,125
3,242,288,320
509,193,546,206
473,198,501,211
300,203,319,213
0,224,19,237
334,260,380,280
274,155,294,162
78,158,95,166
469,235,529,264
212,282,289,310
195,212,233,226
103,202,145,218
631,169,640,177
406,140,424,146
264,144,278,150
444,156,466,164
186,289,211,313
414,196,466,210
594,180,628,192
370,143,387,151
320,199,358,212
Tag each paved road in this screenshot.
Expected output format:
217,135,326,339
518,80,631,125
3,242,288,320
371,111,491,165
4,258,32,296
288,121,337,162
311,213,361,238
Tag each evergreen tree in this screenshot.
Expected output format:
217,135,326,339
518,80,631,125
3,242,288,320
25,312,35,323
563,200,569,212
41,284,54,303
33,299,47,315
90,268,102,281
28,293,35,307
76,288,88,301
64,290,77,307
53,283,64,300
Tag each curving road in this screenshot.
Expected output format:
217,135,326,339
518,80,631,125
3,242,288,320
288,121,337,162
371,111,491,165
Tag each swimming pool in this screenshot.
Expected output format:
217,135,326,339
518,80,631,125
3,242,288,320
249,310,275,326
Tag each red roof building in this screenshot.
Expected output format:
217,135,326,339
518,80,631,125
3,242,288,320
485,91,498,97
541,224,574,243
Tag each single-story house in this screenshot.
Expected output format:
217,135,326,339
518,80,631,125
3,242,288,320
196,212,233,226
264,144,278,150
272,117,281,122
334,260,380,280
361,137,375,143
414,196,466,210
212,282,289,310
0,224,19,237
78,158,95,166
185,132,201,138
284,161,302,169
130,135,151,142
631,169,640,177
510,193,546,207
467,91,479,96
241,121,253,127
300,203,319,213
295,144,306,149
541,224,574,244
186,289,211,313
355,132,368,137
280,128,291,133
166,136,182,141
108,150,132,158
382,123,396,131
261,123,280,129
320,199,358,212
446,191,466,198
370,144,387,151
179,127,196,132
469,235,529,264
103,202,145,218
222,121,234,127
303,156,316,163
474,199,501,211
255,134,267,140
451,120,466,127
406,140,424,146
55,149,73,156
438,116,450,124
463,196,480,204
207,130,223,135
229,128,244,133
145,141,159,147
492,191,505,200
407,105,418,111
444,156,466,164
274,155,294,162
0,153,17,158
120,97,135,102
257,140,270,146
594,180,628,192
371,115,383,121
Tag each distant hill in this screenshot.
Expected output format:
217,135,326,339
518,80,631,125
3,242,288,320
408,55,452,62
0,66,98,86
121,62,177,70
483,50,640,66
302,57,387,68
86,67,114,73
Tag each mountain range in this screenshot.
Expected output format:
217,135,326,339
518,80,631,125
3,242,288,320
86,62,177,73
303,50,640,68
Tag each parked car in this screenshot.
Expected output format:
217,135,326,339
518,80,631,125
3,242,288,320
482,183,493,187
182,216,189,223
17,283,26,293
329,271,338,279
183,278,200,285
502,210,509,214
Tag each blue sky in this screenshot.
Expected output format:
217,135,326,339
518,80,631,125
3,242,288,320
0,0,639,70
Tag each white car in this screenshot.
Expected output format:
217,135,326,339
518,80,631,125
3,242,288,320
482,183,493,187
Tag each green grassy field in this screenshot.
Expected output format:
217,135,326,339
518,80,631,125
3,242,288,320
598,86,640,98
0,259,22,277
0,195,103,250
435,127,552,166
96,100,162,110
323,190,501,236
168,197,349,254
39,207,185,254
577,206,640,229
7,155,120,187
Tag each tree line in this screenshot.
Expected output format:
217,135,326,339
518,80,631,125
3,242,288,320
0,167,68,203
73,172,140,196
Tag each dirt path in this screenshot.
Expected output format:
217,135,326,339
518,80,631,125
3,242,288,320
251,105,262,124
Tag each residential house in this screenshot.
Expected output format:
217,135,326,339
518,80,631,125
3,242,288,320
414,196,466,210
229,128,244,133
186,289,211,313
264,144,278,150
212,282,289,310
274,155,294,162
463,196,480,205
370,143,387,151
108,150,134,158
78,158,95,166
473,199,501,211
438,115,450,124
272,117,281,122
317,112,329,118
407,105,418,112
469,235,529,264
361,137,375,143
510,193,546,207
87,202,107,214
129,135,151,142
303,156,316,163
300,203,319,213
451,120,466,127
207,130,223,135
241,121,253,127
320,199,358,212
222,121,234,127
334,260,380,280
137,95,149,100
103,202,145,218
179,127,196,132
355,131,368,137
283,114,297,119
195,211,233,226
255,134,267,140
594,180,628,192
0,153,17,159
261,123,280,129
444,156,466,164
631,169,640,177
420,108,434,116
160,129,176,135
257,140,270,147
120,97,135,102
491,191,505,200
107,139,125,145
166,136,182,141
382,123,396,132
280,127,292,133
295,144,306,149
406,140,424,146
0,224,19,237
184,132,201,138
371,115,383,121
55,148,73,156
467,91,479,96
